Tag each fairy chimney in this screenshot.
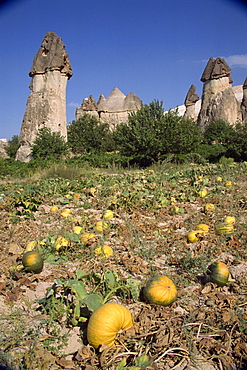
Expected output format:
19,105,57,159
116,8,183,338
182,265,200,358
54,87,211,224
183,84,199,121
197,57,241,129
16,32,72,162
76,87,142,128
241,77,247,123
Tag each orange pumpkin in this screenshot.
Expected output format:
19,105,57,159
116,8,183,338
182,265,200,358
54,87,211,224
143,276,177,306
87,302,134,349
22,251,44,274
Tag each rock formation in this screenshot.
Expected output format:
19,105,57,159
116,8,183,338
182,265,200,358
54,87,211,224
75,95,99,120
198,57,241,129
241,77,247,122
183,84,199,121
0,139,9,159
16,32,72,162
76,87,142,128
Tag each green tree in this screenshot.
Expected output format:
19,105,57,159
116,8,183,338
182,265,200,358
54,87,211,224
113,100,202,165
67,114,114,154
113,100,166,164
203,119,235,145
4,135,20,158
31,127,68,160
226,121,247,161
161,111,202,155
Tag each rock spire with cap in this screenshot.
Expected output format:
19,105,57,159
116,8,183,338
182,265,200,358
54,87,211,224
183,84,199,121
16,32,72,162
198,56,241,129
76,87,142,127
241,77,247,122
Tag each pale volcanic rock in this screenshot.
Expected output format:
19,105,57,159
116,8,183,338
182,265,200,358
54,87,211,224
16,32,72,162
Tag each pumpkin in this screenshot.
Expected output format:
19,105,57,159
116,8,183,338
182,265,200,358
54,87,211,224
81,233,97,245
208,262,229,286
95,221,109,233
215,222,234,235
223,216,236,224
55,237,70,251
197,224,210,232
61,209,72,217
187,230,207,243
22,251,44,274
73,226,83,234
204,203,215,212
103,210,114,220
143,276,177,306
94,245,114,258
87,302,134,348
225,181,232,188
198,189,208,197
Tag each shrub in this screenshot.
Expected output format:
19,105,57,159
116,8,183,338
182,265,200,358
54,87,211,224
31,127,68,160
113,100,202,166
203,119,235,145
195,143,227,163
225,121,247,161
4,135,20,158
67,115,115,154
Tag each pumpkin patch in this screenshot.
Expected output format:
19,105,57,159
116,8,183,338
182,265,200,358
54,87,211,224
1,162,247,369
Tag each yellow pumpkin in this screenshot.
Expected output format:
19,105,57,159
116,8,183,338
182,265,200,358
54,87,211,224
225,181,232,188
73,226,83,234
87,303,134,349
95,221,109,233
215,222,234,235
94,245,114,258
61,209,72,217
208,262,229,286
223,216,236,224
187,230,207,243
198,189,208,197
204,203,215,212
143,276,177,306
103,210,114,220
197,224,210,232
81,233,97,245
22,251,44,274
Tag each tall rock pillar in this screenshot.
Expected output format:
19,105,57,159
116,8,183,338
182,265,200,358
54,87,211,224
183,84,199,121
241,77,247,123
16,32,72,162
197,57,241,130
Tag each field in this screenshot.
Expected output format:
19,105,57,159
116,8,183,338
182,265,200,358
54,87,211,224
0,161,247,370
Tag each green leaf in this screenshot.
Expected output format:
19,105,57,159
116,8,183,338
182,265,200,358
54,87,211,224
67,279,87,300
64,232,80,242
82,293,103,312
135,354,152,368
75,269,88,280
104,270,118,290
126,277,141,301
116,358,127,370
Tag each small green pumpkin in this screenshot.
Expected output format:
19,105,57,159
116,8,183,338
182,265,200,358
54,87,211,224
208,262,229,287
143,276,177,306
22,251,44,274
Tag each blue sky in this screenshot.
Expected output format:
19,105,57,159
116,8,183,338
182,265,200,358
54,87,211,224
0,0,247,140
